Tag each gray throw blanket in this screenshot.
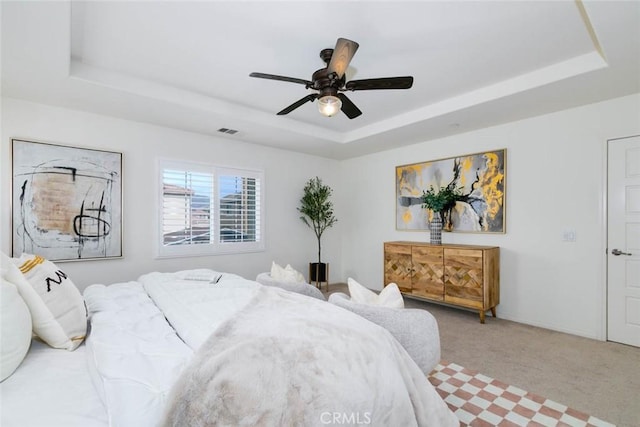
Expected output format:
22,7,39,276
163,286,457,427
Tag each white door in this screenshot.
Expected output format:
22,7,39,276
608,135,640,347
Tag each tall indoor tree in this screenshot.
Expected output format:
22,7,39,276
298,176,337,286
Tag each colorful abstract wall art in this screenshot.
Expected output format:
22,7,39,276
12,139,122,261
396,149,506,233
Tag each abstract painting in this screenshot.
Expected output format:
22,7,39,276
12,139,122,261
396,149,505,233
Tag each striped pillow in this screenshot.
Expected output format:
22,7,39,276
6,253,86,351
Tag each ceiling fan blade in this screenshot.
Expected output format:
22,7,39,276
337,93,362,119
250,72,312,86
277,94,318,115
346,76,414,91
327,38,359,79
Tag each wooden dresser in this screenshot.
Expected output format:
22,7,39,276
384,241,500,323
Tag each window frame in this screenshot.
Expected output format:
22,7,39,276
156,158,265,258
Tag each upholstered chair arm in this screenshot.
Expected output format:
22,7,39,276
256,272,326,301
328,293,441,374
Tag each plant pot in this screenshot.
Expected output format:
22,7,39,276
309,262,329,284
429,214,443,245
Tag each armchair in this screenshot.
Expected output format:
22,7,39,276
255,272,326,301
328,292,441,374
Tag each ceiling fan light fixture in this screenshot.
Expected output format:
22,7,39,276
317,95,342,117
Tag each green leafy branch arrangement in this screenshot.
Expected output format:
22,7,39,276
421,184,464,213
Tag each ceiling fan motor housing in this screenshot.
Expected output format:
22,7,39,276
312,68,344,93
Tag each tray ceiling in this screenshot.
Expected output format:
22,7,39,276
2,1,639,159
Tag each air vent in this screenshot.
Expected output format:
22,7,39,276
217,128,238,135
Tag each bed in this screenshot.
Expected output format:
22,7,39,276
1,265,458,427
0,340,108,427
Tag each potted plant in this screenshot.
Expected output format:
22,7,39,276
298,176,337,286
421,184,463,244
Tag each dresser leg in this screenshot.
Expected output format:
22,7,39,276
479,310,486,324
490,307,497,318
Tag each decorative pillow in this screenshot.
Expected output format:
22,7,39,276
0,278,32,381
347,278,404,309
270,261,284,280
270,262,305,283
3,253,87,351
285,264,305,283
377,283,405,309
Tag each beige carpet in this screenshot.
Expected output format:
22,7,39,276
325,284,640,427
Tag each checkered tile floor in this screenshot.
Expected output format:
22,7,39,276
428,361,614,427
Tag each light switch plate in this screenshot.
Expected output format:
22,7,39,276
562,229,577,242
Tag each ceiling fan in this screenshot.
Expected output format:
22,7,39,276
249,38,414,119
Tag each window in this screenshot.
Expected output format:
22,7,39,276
158,160,264,257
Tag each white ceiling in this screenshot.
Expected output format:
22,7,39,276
2,1,639,159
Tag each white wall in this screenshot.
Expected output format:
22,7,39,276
3,94,639,340
337,93,640,340
0,98,343,290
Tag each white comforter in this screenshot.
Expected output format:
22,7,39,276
84,270,457,427
84,270,262,426
139,270,261,349
84,281,193,427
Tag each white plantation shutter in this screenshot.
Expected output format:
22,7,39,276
162,169,214,246
218,168,262,244
158,160,264,257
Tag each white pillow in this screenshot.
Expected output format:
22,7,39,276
347,278,404,309
377,283,405,308
270,262,305,283
0,278,32,381
3,253,87,351
285,264,305,283
270,261,284,280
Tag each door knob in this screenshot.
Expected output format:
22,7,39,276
611,248,632,256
